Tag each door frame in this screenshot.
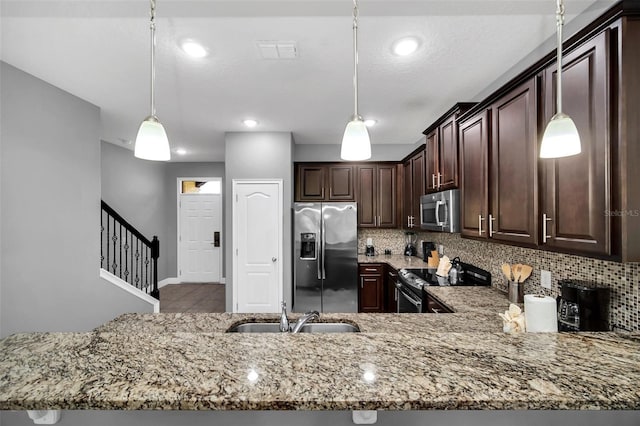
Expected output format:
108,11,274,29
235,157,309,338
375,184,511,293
231,179,283,312
177,177,223,283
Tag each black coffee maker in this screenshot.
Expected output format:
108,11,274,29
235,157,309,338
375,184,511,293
557,279,610,331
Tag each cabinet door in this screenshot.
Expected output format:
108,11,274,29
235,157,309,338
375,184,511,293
490,78,538,245
411,149,426,221
403,159,414,228
425,130,439,193
359,275,383,312
541,30,611,256
385,267,399,313
377,165,398,228
327,165,355,201
357,165,377,228
296,165,325,201
459,111,489,238
439,115,459,190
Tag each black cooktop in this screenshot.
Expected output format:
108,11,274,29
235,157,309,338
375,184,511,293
404,262,492,286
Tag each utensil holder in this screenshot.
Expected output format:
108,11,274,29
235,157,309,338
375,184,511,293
508,280,524,304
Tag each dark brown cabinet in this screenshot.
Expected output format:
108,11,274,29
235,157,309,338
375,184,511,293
402,146,425,229
424,103,475,193
460,79,539,245
489,78,539,246
295,164,355,202
459,110,489,238
358,264,384,313
357,164,398,228
540,30,611,256
385,266,399,313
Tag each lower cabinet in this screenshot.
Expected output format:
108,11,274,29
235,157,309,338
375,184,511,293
425,293,453,314
358,264,384,313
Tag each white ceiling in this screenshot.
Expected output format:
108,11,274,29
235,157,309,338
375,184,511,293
1,0,612,161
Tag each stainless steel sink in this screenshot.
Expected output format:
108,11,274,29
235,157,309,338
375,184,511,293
296,322,360,333
226,322,360,333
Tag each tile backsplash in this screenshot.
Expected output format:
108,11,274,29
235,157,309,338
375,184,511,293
358,229,640,332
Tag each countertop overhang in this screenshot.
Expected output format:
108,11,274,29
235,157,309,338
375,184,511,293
1,284,639,411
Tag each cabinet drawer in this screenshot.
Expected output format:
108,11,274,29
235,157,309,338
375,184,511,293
358,264,383,275
426,294,453,313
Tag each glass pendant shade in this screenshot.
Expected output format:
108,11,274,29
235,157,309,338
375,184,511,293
539,113,581,158
341,117,371,161
134,116,171,161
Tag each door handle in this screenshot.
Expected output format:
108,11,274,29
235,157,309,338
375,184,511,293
272,257,277,262
542,214,553,243
432,174,436,188
437,173,442,188
478,214,485,235
489,214,495,237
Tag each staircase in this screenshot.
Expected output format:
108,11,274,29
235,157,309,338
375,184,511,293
100,200,159,299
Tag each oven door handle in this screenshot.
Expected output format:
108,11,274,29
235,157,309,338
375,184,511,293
398,286,422,309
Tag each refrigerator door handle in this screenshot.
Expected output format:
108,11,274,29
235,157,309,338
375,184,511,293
317,238,322,280
321,212,326,279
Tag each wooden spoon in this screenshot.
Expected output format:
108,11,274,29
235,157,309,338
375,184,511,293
519,264,533,283
501,264,512,281
512,264,523,282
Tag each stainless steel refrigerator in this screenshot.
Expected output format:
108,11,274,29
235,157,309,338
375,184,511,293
293,202,358,313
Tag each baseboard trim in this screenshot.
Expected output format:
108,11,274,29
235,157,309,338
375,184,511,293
158,277,180,288
100,269,160,313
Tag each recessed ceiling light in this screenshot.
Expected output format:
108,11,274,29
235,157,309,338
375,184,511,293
180,40,208,58
392,37,419,56
364,119,377,127
243,119,259,128
175,148,187,155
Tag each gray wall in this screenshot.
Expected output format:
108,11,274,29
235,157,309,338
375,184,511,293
165,162,225,278
101,142,170,279
294,143,419,162
2,408,640,426
225,132,294,312
0,62,153,337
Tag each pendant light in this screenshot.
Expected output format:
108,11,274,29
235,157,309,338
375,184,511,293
340,0,371,161
539,0,581,159
134,0,171,161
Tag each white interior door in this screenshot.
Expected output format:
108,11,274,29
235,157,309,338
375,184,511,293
233,180,282,313
179,193,222,282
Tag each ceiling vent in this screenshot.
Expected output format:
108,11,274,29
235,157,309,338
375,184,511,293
257,41,298,59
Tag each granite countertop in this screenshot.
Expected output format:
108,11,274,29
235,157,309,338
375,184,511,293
1,286,640,411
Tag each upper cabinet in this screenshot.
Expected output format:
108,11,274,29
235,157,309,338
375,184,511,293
489,78,539,246
423,103,476,194
402,146,425,229
295,163,355,202
457,4,640,261
540,30,610,256
459,110,489,238
357,163,398,228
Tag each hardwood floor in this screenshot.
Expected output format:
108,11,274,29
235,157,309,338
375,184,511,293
159,283,226,313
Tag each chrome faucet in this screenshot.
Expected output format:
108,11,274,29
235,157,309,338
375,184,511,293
279,301,290,332
291,311,320,333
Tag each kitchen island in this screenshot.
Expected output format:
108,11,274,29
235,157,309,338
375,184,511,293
1,287,640,413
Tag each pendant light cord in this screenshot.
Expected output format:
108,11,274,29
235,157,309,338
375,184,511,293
555,0,564,115
150,0,157,117
352,0,360,119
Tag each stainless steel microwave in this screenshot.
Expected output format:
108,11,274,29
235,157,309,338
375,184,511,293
420,189,460,232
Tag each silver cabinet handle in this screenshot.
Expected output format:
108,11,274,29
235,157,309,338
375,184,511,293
394,288,398,302
437,173,442,188
542,213,553,243
360,277,364,289
478,214,485,235
432,307,441,314
432,174,436,188
365,268,378,272
489,214,495,237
